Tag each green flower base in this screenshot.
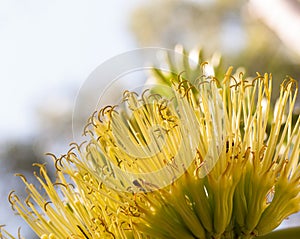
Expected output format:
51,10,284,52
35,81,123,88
258,227,300,239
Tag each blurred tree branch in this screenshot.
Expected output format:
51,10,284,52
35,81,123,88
129,0,300,113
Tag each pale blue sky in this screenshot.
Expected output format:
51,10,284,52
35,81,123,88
0,0,145,139
0,0,146,236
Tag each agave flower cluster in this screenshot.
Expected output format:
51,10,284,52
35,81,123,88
1,58,300,239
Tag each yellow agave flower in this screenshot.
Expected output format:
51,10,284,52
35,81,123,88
2,61,300,239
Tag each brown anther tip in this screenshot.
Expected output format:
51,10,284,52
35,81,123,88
44,201,52,212
15,173,27,182
45,152,57,159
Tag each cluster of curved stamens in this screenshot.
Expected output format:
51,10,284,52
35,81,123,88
1,64,299,239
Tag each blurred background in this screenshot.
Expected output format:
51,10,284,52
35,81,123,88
0,0,299,237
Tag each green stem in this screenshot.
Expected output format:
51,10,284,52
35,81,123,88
257,227,300,239
237,234,253,239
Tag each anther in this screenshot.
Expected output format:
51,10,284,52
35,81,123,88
44,201,52,212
